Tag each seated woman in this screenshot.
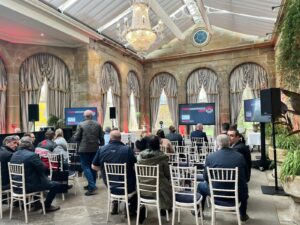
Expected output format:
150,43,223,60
53,128,68,161
137,135,172,215
156,129,174,153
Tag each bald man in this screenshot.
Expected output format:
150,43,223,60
92,130,137,215
73,109,104,196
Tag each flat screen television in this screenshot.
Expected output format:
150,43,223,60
244,98,271,123
65,107,98,126
179,103,216,125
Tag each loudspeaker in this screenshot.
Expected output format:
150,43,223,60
109,107,116,119
28,104,39,122
260,88,281,119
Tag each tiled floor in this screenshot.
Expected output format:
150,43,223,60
0,168,296,225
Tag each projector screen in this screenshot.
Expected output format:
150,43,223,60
178,103,216,125
65,107,98,126
244,98,271,123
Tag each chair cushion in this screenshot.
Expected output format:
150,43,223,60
110,187,125,195
196,174,204,182
214,199,236,207
175,191,201,203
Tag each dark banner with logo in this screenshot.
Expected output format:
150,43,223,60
179,103,216,125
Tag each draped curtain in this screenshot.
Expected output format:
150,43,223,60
20,53,70,131
0,59,7,133
150,73,178,129
127,71,140,128
99,63,121,126
230,63,268,124
187,68,220,134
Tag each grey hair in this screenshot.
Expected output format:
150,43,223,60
84,110,93,119
19,136,34,150
3,135,19,145
216,134,230,148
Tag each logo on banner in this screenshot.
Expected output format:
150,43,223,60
205,106,214,114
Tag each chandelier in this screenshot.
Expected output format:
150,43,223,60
125,1,157,52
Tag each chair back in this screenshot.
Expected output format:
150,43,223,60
35,147,50,168
135,164,159,201
175,146,189,165
48,153,63,179
170,166,198,202
166,153,178,165
207,167,239,206
104,163,127,196
191,137,205,146
8,163,25,195
170,141,178,147
160,145,168,154
67,143,80,171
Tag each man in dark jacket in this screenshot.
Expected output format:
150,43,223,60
190,123,208,142
197,134,249,222
92,130,138,215
10,137,61,212
73,110,104,196
0,135,19,190
37,130,56,152
166,125,183,145
228,128,252,182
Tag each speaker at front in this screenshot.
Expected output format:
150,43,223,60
109,107,116,119
28,104,39,122
260,88,281,119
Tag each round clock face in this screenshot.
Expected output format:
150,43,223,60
192,29,210,47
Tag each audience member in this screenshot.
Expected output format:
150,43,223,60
197,134,249,222
220,122,230,134
0,135,19,190
135,136,149,152
53,128,68,161
156,129,174,153
23,132,36,146
230,124,246,144
104,126,111,145
10,137,62,212
137,135,172,215
92,130,143,219
37,130,57,152
228,128,251,182
14,127,21,133
190,123,208,142
73,110,104,196
166,125,183,145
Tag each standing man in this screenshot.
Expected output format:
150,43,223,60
73,110,104,196
0,136,19,190
227,128,252,182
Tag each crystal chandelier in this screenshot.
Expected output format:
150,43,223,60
125,1,157,52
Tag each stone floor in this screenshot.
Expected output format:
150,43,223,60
0,167,297,225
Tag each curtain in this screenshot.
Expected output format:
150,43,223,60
99,63,121,126
20,53,70,132
150,73,178,129
127,71,140,128
230,63,268,124
0,59,7,133
187,69,220,134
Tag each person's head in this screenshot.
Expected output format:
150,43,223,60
45,130,55,140
110,130,121,141
196,123,203,131
55,128,64,139
148,135,160,151
221,122,230,134
227,128,241,145
19,136,34,151
23,132,35,143
105,126,111,134
2,135,19,151
169,125,176,133
156,129,165,139
14,127,21,133
216,134,230,149
84,110,93,120
136,137,149,151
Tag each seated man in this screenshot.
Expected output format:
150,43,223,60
92,130,145,222
37,130,57,152
0,135,19,190
197,134,249,222
190,123,208,150
10,137,61,212
228,128,251,182
166,125,183,146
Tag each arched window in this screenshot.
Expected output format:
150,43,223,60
99,63,121,128
127,71,140,131
103,88,114,129
20,53,70,131
150,73,178,129
155,89,173,129
230,63,268,124
35,78,48,130
0,58,7,133
187,68,219,135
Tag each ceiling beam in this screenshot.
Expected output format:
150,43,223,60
148,0,185,40
58,0,78,13
195,0,213,34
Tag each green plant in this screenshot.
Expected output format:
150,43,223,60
47,115,65,129
280,148,300,181
278,0,300,89
276,134,300,150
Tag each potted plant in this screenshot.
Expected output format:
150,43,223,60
47,115,65,129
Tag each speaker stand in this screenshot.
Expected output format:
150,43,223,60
33,121,35,132
111,119,115,129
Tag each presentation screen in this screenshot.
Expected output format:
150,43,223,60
244,98,271,123
65,107,98,126
179,103,216,125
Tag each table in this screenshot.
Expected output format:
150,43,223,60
247,132,261,150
